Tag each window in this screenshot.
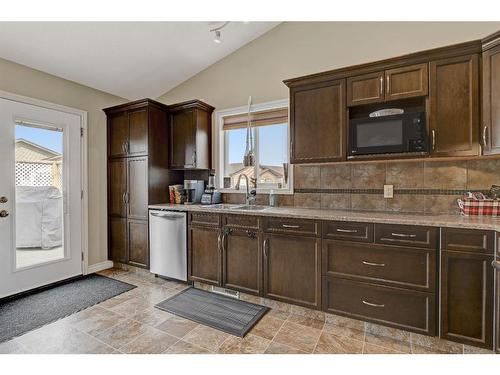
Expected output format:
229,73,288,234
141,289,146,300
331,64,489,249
217,99,291,193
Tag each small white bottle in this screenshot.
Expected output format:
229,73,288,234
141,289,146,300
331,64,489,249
269,189,278,207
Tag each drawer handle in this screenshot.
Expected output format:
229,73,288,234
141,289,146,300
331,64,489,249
362,300,385,308
336,228,358,233
391,232,416,238
362,260,385,267
282,224,300,229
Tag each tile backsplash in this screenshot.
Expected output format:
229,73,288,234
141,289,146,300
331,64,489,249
222,158,500,214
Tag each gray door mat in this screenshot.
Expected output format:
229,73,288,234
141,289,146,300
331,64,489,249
0,274,136,343
155,287,269,337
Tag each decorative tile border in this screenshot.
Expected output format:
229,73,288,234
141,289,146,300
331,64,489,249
294,188,489,196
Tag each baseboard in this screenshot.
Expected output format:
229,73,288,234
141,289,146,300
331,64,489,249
87,260,114,274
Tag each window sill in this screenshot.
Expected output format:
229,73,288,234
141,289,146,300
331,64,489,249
219,188,294,195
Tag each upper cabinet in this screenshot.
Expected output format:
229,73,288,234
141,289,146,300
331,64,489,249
429,54,480,157
290,79,346,163
168,100,215,170
108,107,148,158
346,63,428,106
482,31,500,155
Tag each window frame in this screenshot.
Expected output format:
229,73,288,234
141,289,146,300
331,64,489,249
215,98,293,195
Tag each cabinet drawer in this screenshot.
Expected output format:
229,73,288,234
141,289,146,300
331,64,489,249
323,221,373,243
189,212,220,227
264,217,319,236
322,277,436,335
322,241,436,291
375,224,438,249
441,228,494,254
223,214,260,230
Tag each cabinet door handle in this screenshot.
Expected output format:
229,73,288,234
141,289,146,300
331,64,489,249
122,141,127,154
492,260,500,271
192,151,196,166
122,192,127,204
263,238,268,258
362,300,385,308
431,130,436,151
124,192,129,204
483,125,489,148
217,232,222,253
391,232,416,238
362,260,385,267
336,228,357,233
379,76,383,95
282,224,300,229
386,75,390,93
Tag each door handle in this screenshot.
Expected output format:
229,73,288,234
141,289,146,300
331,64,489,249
122,141,127,154
125,192,129,204
336,228,358,233
391,232,416,238
362,300,385,308
362,260,385,267
122,192,126,204
386,75,390,93
282,224,300,229
263,238,268,258
431,130,436,151
483,125,489,148
492,261,500,271
0,210,9,218
379,76,383,95
0,196,7,204
217,232,222,253
150,212,184,219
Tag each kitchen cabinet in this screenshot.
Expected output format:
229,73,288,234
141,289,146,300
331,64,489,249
440,228,494,349
429,54,480,157
346,63,428,106
482,32,500,155
289,79,346,163
168,100,215,170
188,225,221,286
222,228,262,296
104,99,183,269
263,233,321,309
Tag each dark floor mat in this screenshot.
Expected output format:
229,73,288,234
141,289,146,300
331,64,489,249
155,287,268,337
0,274,136,343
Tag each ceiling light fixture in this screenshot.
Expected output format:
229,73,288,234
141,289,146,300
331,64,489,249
210,22,230,44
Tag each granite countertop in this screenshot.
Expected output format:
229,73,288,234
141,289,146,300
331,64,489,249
148,203,500,231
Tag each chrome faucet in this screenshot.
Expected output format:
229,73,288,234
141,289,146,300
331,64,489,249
235,174,256,205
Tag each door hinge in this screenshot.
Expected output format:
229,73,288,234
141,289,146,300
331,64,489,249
80,127,84,137
81,252,84,261
81,190,84,199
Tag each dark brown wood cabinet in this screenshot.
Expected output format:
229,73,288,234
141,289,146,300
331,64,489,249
105,99,183,269
429,54,480,157
440,228,494,349
482,32,500,155
188,224,221,286
168,100,214,170
263,233,321,309
290,79,346,163
347,71,384,106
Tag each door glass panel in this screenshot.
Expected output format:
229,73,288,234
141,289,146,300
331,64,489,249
15,123,64,269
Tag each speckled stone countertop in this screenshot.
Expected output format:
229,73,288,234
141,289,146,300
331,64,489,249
148,203,500,231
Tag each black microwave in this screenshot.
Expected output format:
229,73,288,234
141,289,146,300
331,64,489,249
348,110,427,158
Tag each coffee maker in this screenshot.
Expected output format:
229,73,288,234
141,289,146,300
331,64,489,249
183,180,204,204
201,173,222,205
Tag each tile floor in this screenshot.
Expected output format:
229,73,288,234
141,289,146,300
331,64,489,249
0,267,495,354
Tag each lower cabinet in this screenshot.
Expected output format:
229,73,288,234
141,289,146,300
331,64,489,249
188,225,221,286
322,277,436,335
440,250,494,349
128,219,149,268
109,217,128,263
263,233,321,309
222,228,262,295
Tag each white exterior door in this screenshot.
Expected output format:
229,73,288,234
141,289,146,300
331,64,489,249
0,97,83,298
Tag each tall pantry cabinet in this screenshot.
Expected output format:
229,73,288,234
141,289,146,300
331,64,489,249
104,99,182,269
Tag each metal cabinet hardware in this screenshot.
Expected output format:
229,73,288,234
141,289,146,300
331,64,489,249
386,75,390,93
122,192,127,204
492,260,500,271
391,232,417,238
282,224,300,229
0,210,9,218
0,196,7,203
483,125,489,148
431,130,436,151
246,230,256,239
217,232,222,253
362,300,385,308
362,260,385,267
379,76,383,95
263,239,268,258
336,228,358,233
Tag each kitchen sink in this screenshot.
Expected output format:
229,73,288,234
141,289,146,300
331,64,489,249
230,205,270,211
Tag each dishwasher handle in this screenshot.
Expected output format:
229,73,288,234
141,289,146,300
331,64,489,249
150,211,185,219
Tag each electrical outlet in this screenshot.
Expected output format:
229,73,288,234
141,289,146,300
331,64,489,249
384,185,394,198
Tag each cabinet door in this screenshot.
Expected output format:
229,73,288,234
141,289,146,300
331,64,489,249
188,225,221,285
108,112,129,157
109,217,127,263
108,159,127,217
127,157,148,220
482,45,500,155
128,219,149,268
440,250,494,349
170,109,196,169
385,63,428,101
263,234,321,309
429,54,480,156
291,79,346,163
346,71,384,106
128,108,148,156
222,228,262,296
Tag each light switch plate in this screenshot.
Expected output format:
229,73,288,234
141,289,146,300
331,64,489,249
384,185,394,198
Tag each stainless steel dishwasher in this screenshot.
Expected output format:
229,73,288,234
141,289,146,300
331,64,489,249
149,209,187,281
